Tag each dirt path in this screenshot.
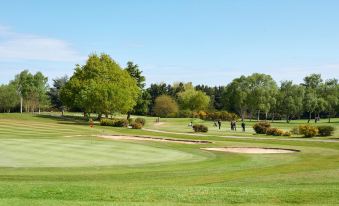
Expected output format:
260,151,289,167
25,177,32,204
142,128,339,143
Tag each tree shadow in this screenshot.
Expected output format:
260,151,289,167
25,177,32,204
35,114,90,126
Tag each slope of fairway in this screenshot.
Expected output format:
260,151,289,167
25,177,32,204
0,138,204,167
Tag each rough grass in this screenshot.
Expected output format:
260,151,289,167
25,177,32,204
0,113,338,205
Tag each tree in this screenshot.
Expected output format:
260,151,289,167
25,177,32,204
48,76,68,115
225,75,250,121
125,62,150,117
320,79,339,122
276,81,305,123
12,70,48,113
0,84,20,112
146,83,171,114
247,73,278,120
60,54,139,118
153,95,178,117
302,74,323,123
178,88,210,112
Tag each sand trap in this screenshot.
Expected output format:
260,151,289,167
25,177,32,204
154,122,165,126
201,147,299,154
98,135,211,144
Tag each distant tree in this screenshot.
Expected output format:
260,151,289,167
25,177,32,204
48,76,68,115
302,74,323,123
0,84,20,112
153,95,178,117
60,54,139,118
320,79,339,122
12,70,48,113
276,81,305,123
225,76,250,121
146,83,171,114
247,73,278,120
178,88,210,112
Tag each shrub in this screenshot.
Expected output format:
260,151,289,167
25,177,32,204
100,118,114,126
290,127,300,135
128,118,134,125
153,95,178,117
266,127,286,136
112,118,129,127
131,122,142,129
299,125,318,137
177,110,192,118
204,111,239,121
134,118,146,126
283,131,291,137
193,124,208,132
253,121,271,134
100,118,128,127
317,126,335,136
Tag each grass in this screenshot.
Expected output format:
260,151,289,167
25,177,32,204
0,113,338,205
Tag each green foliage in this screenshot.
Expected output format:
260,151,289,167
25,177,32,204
100,118,128,127
0,83,20,112
192,124,208,132
290,127,300,135
178,88,210,112
253,121,271,134
299,125,319,137
317,126,335,136
177,110,193,118
48,75,68,112
134,118,146,126
204,111,239,121
153,95,179,117
130,122,143,129
60,54,139,116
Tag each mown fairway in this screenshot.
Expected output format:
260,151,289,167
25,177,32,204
0,113,339,205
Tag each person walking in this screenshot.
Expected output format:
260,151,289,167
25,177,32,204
230,121,234,130
241,122,245,132
217,120,221,130
233,121,237,131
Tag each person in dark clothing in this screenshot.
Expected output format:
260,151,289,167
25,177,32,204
217,120,221,130
230,121,234,130
233,121,237,131
241,122,245,132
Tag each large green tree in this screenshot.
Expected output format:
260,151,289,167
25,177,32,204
178,88,210,112
60,54,139,118
247,73,278,120
0,83,20,112
276,81,305,123
153,95,178,117
125,61,150,117
320,79,339,122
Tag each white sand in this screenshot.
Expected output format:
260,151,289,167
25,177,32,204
201,147,299,154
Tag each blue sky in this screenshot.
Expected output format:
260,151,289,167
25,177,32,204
0,0,339,86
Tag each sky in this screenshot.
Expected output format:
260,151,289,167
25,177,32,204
0,0,339,86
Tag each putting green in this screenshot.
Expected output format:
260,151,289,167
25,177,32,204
0,138,204,167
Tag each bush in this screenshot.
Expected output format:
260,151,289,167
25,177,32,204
100,118,128,127
299,125,318,137
253,121,271,134
290,127,300,135
283,131,291,137
193,124,208,132
127,118,134,125
265,127,286,136
100,118,114,126
204,111,239,121
134,118,146,126
317,126,335,136
177,110,192,118
131,122,142,129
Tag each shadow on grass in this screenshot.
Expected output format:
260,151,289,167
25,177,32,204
35,114,90,126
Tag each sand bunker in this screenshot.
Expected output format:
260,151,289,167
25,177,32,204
98,135,212,144
201,147,299,154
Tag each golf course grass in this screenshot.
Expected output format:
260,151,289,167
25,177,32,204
0,113,338,205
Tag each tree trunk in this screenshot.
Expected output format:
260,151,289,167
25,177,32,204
257,110,260,121
97,113,102,120
286,114,289,123
127,112,131,120
38,106,41,114
265,112,268,120
20,97,23,113
61,108,64,116
308,112,311,123
271,113,275,122
241,111,244,122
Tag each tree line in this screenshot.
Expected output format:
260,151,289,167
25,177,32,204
1,53,338,122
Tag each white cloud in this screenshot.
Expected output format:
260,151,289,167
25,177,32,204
0,26,84,62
